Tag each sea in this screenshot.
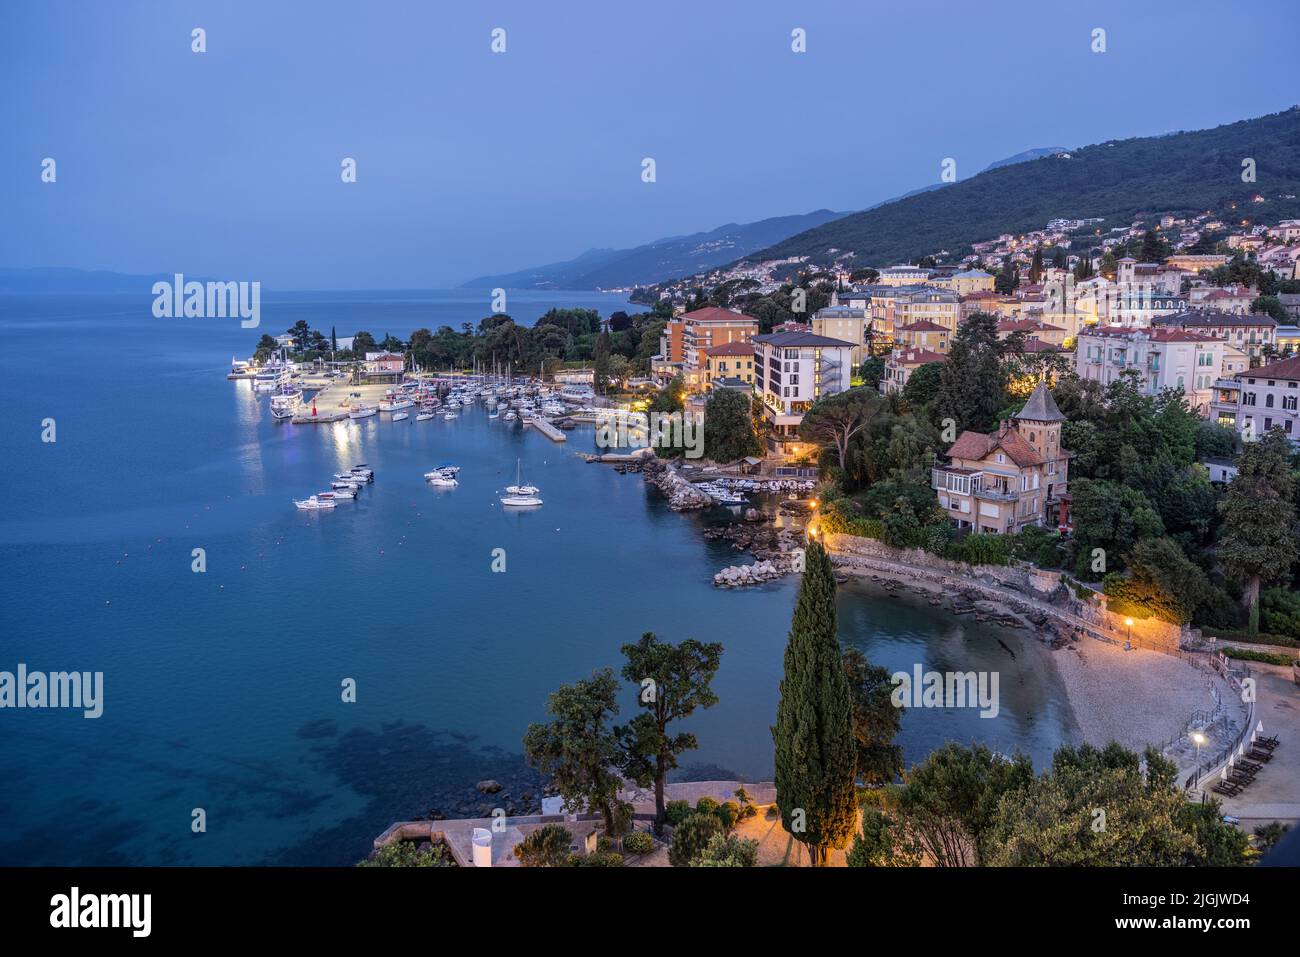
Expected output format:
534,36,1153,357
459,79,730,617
0,289,1079,864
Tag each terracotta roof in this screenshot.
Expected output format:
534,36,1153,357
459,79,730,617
997,319,1065,333
1154,309,1277,329
682,307,758,324
704,341,755,357
1020,337,1061,352
1245,355,1300,379
899,320,949,332
753,330,856,348
888,349,948,366
946,426,1043,468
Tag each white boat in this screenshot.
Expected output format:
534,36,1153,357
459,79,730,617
316,491,351,503
500,459,541,506
392,411,409,422
294,495,335,510
426,474,458,487
349,405,377,419
350,467,374,482
415,411,435,422
329,482,359,496
503,411,517,421
270,387,303,419
488,408,500,419
443,411,458,420
379,397,415,412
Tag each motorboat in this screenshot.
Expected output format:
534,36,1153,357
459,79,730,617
294,495,335,510
488,408,500,419
392,411,409,422
503,411,517,421
349,405,377,419
379,397,414,413
426,474,458,488
415,410,436,421
350,467,374,483
329,482,359,496
443,411,458,420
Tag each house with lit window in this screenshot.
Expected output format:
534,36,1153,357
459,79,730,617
752,329,856,457
881,348,948,394
1152,310,1277,362
930,384,1071,534
679,307,758,390
1208,355,1300,445
1073,326,1237,415
703,341,756,388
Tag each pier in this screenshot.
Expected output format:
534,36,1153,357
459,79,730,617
524,417,567,443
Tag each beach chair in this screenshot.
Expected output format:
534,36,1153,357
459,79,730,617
1212,781,1242,797
1246,747,1273,763
1256,735,1280,750
1236,757,1264,773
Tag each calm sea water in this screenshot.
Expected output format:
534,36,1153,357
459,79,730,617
0,291,1079,865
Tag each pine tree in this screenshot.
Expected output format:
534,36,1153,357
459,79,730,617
772,537,857,865
1029,246,1044,284
1217,429,1299,635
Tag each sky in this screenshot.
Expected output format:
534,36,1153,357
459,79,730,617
2,0,1298,289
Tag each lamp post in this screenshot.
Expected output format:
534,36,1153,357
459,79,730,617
1192,731,1206,776
1125,617,1134,650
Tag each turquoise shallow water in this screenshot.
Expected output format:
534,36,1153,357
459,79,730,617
0,291,1079,864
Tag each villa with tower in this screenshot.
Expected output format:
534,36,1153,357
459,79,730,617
929,383,1072,534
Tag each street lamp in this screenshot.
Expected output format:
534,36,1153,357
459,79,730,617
1192,731,1206,772
1124,617,1134,649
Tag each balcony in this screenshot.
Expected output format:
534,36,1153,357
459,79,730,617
974,485,1019,503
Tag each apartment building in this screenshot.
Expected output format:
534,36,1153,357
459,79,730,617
1209,355,1300,444
881,348,948,395
679,307,758,390
812,303,872,366
1152,310,1278,362
752,329,856,456
702,341,756,388
931,384,1071,534
1074,325,1235,415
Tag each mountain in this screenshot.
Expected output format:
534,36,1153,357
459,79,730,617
743,109,1300,269
460,210,850,291
0,267,214,294
459,146,1077,292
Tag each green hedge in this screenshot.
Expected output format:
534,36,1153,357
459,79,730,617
1222,647,1296,666
1201,629,1299,649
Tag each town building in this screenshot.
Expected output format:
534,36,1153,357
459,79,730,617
880,348,948,395
1209,354,1300,444
930,383,1071,534
702,341,756,388
1074,326,1235,415
812,301,872,366
877,264,933,286
1152,309,1278,362
752,329,856,456
679,307,759,390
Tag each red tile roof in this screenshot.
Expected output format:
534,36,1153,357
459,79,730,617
889,349,948,366
946,425,1043,468
1247,355,1300,379
682,307,758,324
704,341,755,357
899,320,949,332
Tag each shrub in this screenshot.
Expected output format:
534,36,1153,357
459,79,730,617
668,813,725,867
622,831,654,855
694,796,720,816
664,800,694,826
1201,628,1298,648
513,824,574,867
690,833,759,867
574,850,624,867
596,836,614,852
358,840,455,868
945,532,1012,567
716,800,743,831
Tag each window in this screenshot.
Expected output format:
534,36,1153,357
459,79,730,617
1266,394,1275,408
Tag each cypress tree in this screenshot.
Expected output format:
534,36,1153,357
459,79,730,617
771,537,857,865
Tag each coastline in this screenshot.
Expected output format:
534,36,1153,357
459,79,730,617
830,560,1224,766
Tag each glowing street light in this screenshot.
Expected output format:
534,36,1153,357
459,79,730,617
1192,731,1206,768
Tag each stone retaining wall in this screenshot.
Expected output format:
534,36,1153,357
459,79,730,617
824,532,1188,655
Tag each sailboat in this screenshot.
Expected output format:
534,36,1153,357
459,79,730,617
500,459,542,507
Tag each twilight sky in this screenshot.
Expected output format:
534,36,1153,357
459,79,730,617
3,0,1298,289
